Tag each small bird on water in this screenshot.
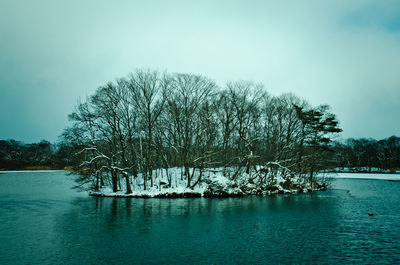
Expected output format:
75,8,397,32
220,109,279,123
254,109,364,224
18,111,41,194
368,213,374,216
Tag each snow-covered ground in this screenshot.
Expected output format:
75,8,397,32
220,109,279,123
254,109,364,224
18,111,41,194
326,167,400,174
90,169,400,198
89,167,317,198
330,172,400,181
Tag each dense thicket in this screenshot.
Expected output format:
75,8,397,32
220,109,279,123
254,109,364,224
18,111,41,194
60,69,342,193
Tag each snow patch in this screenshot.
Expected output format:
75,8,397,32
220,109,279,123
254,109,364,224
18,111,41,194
330,172,400,181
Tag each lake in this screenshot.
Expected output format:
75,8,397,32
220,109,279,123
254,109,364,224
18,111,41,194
1,171,400,264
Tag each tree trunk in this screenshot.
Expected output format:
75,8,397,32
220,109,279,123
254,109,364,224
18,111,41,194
148,116,153,187
95,171,100,191
100,171,104,187
124,172,132,194
111,169,118,192
185,164,191,187
140,134,146,190
118,172,122,190
297,123,305,176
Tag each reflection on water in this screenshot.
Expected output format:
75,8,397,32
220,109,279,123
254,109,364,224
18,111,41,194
1,172,400,264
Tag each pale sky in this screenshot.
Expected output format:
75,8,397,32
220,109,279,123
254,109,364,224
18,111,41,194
1,0,399,143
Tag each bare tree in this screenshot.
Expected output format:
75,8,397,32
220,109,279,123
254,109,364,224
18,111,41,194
168,73,217,188
127,70,170,189
227,81,265,178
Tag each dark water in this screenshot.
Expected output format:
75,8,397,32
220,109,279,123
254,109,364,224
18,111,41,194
1,172,400,264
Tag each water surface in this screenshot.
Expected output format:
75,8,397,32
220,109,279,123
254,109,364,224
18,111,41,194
1,171,400,264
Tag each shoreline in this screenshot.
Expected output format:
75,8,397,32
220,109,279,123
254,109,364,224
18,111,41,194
327,171,400,174
2,169,399,175
89,186,325,199
0,169,65,173
330,172,400,181
88,171,400,198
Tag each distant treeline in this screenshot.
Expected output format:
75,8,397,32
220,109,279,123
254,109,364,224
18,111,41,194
0,140,66,170
1,136,399,172
332,136,400,172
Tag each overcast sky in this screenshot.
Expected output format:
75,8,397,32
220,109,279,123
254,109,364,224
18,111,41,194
1,0,399,143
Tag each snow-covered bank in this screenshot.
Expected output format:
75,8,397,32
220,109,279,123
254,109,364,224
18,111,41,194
90,185,206,198
326,167,400,174
89,187,319,198
89,167,325,198
331,172,400,181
